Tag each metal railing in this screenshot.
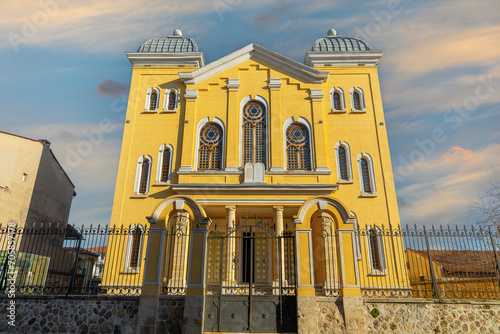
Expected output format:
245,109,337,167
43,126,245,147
358,225,500,300
0,223,148,296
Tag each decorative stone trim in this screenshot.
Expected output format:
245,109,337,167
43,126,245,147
227,78,240,89
268,78,282,89
309,89,324,99
184,89,198,99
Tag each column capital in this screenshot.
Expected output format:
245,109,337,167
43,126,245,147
225,205,236,211
273,205,284,211
227,78,240,90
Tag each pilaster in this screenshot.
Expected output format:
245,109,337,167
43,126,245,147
309,89,329,172
225,79,240,172
179,89,199,172
269,79,284,172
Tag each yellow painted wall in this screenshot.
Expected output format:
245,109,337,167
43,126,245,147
106,44,405,294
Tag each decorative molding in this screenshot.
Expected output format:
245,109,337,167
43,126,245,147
268,78,282,89
126,52,205,68
178,166,193,172
197,198,306,204
227,79,240,89
309,89,324,100
184,89,198,100
171,183,338,196
304,51,383,67
179,43,329,85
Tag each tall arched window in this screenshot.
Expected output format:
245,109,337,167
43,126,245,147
338,147,348,179
134,155,152,195
198,123,223,170
333,92,341,109
156,144,173,184
350,87,365,112
357,153,376,196
330,87,345,112
164,88,179,112
367,226,386,275
145,87,160,112
139,159,150,193
124,224,145,271
360,158,371,192
242,101,266,167
286,123,311,170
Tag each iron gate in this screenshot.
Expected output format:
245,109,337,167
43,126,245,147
204,217,297,333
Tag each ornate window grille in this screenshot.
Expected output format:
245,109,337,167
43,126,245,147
139,159,150,193
242,101,266,167
286,123,311,170
198,123,223,170
361,158,371,192
338,146,348,179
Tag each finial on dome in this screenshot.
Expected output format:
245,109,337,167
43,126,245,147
173,29,182,37
327,28,337,37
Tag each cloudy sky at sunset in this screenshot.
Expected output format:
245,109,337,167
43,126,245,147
1,0,499,227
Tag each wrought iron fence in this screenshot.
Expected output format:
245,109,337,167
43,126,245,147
0,223,148,296
358,225,500,300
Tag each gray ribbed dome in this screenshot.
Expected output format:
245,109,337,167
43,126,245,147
312,29,372,52
137,29,198,53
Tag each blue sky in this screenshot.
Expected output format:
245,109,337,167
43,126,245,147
1,0,499,227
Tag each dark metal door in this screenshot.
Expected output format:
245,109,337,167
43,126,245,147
204,217,297,333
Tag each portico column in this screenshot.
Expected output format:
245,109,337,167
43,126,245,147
274,206,286,282
225,206,237,283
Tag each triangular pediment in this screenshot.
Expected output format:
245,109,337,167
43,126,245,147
178,44,329,85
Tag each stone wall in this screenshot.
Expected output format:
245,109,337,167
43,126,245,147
316,297,345,334
364,299,500,334
0,296,139,334
156,296,184,333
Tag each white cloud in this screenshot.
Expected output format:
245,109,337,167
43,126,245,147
397,144,500,225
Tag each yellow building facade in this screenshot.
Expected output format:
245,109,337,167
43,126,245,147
104,29,408,333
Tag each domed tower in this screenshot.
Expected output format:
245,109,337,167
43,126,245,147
128,29,204,67
305,28,381,66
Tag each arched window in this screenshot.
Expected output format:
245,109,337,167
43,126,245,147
335,141,352,182
330,87,345,112
198,123,223,170
157,144,173,183
286,123,311,170
367,226,386,274
357,153,376,196
361,159,371,192
134,155,152,195
124,224,145,271
164,88,179,112
338,147,348,179
139,159,150,193
353,92,361,110
145,87,160,112
350,87,365,112
242,101,266,167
